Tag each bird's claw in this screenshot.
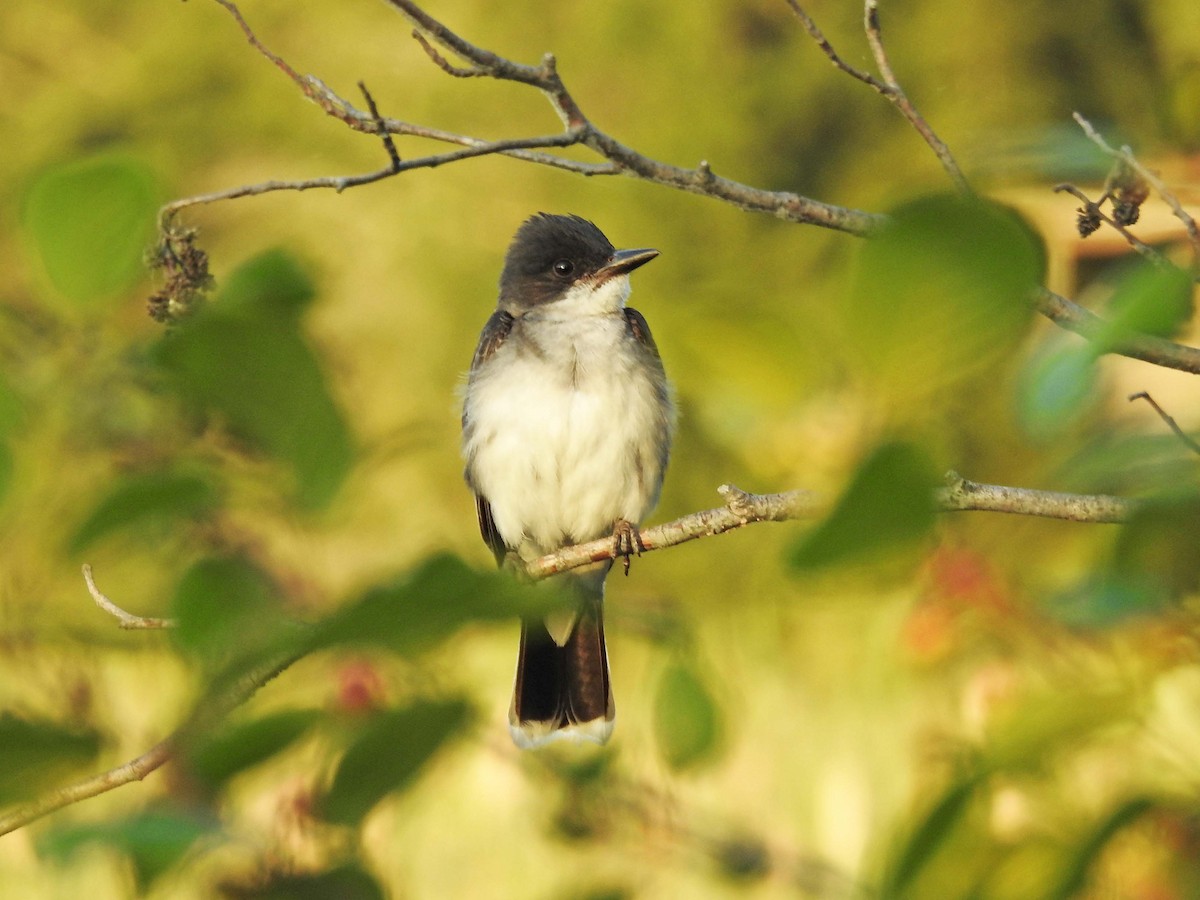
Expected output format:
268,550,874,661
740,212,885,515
612,519,644,576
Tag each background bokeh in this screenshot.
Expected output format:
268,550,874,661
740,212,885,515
2,0,1200,897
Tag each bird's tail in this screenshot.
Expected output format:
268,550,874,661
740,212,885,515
509,581,613,749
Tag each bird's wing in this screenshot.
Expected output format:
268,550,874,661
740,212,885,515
469,309,515,373
465,309,515,565
623,306,663,366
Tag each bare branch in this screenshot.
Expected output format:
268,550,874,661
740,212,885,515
4,469,1142,832
84,565,176,630
173,1,1200,374
1073,112,1200,272
1129,391,1200,455
936,472,1131,522
525,477,1134,578
169,0,881,236
1035,288,1200,375
160,132,587,221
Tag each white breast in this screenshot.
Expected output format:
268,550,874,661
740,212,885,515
463,311,669,559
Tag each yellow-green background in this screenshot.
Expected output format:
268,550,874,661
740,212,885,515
2,0,1200,897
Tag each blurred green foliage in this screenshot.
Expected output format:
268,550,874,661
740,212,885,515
653,660,723,771
19,154,159,307
1,0,1200,897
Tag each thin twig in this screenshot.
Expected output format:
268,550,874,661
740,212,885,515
1129,391,1200,455
160,132,587,221
410,30,487,78
860,0,970,193
83,565,176,630
1072,112,1200,273
358,81,401,170
784,0,887,91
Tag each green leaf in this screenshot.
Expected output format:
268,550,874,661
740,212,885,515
217,248,316,317
225,865,386,900
67,470,219,554
654,662,722,771
321,699,472,826
170,556,291,673
1097,261,1193,347
846,194,1043,405
39,808,218,891
1048,797,1155,900
154,249,353,510
984,690,1131,770
309,553,566,656
0,444,11,510
790,440,939,570
0,715,102,804
1110,495,1200,599
881,774,983,897
20,153,158,306
185,709,322,791
0,371,22,433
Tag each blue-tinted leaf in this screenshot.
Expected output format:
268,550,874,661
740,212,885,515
154,250,353,510
790,441,939,570
1046,576,1168,629
0,715,102,804
654,662,722,771
321,699,471,825
68,470,219,554
1016,344,1097,439
20,154,158,306
39,808,218,891
185,709,322,791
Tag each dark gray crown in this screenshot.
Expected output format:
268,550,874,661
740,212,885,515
499,213,615,311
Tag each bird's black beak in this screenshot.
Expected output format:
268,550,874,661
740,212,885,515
595,247,659,282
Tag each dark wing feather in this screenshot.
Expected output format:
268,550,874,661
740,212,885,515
475,494,507,566
623,307,662,364
465,310,516,565
470,310,515,372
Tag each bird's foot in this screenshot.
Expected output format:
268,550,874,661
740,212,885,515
612,519,645,576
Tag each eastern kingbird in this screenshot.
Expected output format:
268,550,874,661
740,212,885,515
462,213,674,749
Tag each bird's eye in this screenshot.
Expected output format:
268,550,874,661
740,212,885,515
551,259,574,278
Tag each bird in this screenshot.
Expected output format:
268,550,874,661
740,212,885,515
461,212,673,748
